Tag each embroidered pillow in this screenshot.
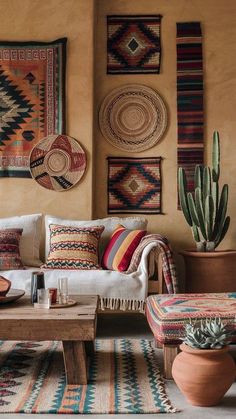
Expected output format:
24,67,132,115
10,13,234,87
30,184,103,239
45,215,148,258
0,214,42,267
0,228,24,270
102,224,146,272
42,224,105,270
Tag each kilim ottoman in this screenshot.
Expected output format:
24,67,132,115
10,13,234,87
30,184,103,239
146,293,236,379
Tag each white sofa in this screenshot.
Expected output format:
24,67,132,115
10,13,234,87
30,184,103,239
0,214,159,311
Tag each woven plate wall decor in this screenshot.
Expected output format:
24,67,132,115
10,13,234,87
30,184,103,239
99,84,168,152
30,135,86,191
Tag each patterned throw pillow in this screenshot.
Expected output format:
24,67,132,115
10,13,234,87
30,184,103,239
42,224,105,270
0,228,24,270
0,214,42,267
102,224,146,272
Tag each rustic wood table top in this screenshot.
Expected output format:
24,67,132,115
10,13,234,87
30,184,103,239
0,294,98,319
0,294,99,342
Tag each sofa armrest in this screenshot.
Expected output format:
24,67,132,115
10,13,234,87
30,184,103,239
134,244,165,293
127,236,178,294
147,253,168,294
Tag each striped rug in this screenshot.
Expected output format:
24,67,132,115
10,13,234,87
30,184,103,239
176,22,204,201
0,339,177,414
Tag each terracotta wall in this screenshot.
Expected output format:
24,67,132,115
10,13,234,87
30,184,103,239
94,0,236,252
0,0,235,256
0,0,95,220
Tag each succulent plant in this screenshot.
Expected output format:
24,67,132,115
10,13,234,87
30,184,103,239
178,131,230,252
183,318,232,349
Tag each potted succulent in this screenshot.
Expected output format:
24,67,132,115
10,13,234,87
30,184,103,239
172,318,235,406
178,131,236,292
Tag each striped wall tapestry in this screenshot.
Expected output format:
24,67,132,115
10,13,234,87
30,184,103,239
176,22,204,204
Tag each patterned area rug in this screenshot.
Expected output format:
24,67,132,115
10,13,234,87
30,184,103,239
108,157,162,214
0,38,66,178
0,339,177,414
107,15,162,74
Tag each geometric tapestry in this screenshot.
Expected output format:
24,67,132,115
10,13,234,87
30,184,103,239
107,15,162,74
108,157,162,214
0,38,66,178
176,22,204,202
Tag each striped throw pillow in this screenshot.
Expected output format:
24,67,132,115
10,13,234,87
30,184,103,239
102,224,146,272
42,224,105,270
0,228,24,270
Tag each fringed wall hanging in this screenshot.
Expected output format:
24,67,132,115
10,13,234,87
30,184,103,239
107,15,162,74
0,38,66,178
107,157,162,214
177,22,204,203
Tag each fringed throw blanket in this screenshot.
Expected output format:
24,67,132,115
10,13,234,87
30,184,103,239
100,297,145,312
126,234,179,294
1,234,178,313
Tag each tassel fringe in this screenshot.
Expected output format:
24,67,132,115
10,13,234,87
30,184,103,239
99,297,145,312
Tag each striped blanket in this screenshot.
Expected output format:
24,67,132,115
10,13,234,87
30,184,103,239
126,234,178,294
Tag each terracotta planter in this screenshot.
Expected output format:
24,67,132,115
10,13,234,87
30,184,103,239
180,250,236,293
172,343,236,406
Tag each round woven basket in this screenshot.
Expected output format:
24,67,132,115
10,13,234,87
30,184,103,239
99,84,168,152
30,134,86,191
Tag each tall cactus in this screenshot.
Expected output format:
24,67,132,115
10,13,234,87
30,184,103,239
178,131,230,252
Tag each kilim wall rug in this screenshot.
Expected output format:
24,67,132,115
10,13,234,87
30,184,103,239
0,339,177,414
107,157,162,214
0,38,66,178
107,15,162,74
176,22,204,203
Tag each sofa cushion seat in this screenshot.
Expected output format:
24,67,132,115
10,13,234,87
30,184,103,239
1,243,157,311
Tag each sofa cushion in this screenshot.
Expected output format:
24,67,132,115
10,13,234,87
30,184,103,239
45,215,147,257
0,228,24,270
102,224,146,272
0,214,42,267
42,224,105,270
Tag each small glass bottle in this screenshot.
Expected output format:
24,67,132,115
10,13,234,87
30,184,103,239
31,271,45,304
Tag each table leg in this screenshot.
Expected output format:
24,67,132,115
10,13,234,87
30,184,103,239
154,338,162,349
63,341,87,385
85,340,95,357
163,344,179,379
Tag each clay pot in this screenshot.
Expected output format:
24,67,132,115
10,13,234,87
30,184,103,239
180,250,236,293
172,343,236,406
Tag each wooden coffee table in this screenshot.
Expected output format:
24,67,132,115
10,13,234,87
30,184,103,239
0,294,98,385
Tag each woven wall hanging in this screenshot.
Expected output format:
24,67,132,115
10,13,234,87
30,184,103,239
0,38,66,178
30,134,86,191
107,157,162,214
99,84,167,152
177,22,204,201
107,15,162,74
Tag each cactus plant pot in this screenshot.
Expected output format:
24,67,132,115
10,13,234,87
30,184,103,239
180,250,236,293
172,343,236,406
